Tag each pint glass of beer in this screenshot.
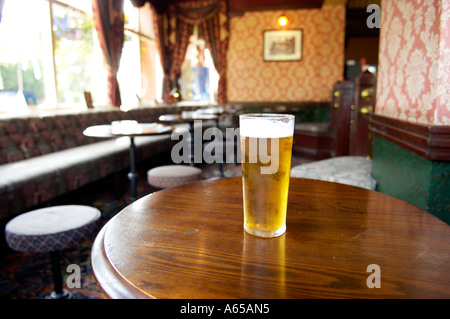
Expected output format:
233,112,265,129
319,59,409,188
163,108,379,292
239,114,295,237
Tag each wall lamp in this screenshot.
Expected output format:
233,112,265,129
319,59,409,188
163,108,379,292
277,15,289,26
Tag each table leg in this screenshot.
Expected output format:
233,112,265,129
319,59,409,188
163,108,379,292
189,122,195,167
215,118,223,176
128,136,137,202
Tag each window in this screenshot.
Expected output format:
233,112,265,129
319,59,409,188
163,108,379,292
0,0,162,115
179,27,219,105
0,0,106,113
0,0,54,113
52,1,105,108
120,0,162,107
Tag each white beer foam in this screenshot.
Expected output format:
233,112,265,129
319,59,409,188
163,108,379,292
240,117,294,138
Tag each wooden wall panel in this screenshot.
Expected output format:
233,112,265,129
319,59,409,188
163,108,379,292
370,114,450,161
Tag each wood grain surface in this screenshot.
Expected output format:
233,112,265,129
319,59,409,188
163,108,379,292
91,177,450,299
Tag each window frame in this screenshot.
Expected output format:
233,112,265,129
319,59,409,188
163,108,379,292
0,0,162,115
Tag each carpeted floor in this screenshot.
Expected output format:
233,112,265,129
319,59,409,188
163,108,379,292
0,156,309,299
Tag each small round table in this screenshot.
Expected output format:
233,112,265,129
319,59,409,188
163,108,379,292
158,113,218,166
83,122,174,202
91,177,450,299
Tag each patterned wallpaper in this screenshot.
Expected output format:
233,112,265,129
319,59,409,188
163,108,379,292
376,0,450,125
226,5,345,102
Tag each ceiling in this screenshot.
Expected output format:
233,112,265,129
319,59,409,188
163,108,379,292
226,0,382,16
139,0,382,16
141,0,325,16
227,0,324,16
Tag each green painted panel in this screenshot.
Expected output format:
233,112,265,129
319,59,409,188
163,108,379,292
372,135,430,210
312,108,330,122
429,161,450,224
372,135,450,225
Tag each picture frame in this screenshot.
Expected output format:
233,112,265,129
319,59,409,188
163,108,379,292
263,29,303,62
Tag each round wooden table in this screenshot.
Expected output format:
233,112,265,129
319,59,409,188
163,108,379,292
158,113,219,167
83,122,174,202
158,112,219,124
91,177,450,299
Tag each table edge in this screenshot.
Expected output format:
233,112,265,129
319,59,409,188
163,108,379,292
92,177,450,299
90,217,153,299
83,123,175,138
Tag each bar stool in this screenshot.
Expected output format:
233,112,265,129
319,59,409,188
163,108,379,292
147,165,202,189
5,205,101,299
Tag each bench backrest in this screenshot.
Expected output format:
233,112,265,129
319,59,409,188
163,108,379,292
0,106,183,165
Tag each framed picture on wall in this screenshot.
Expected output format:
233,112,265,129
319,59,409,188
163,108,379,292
263,29,302,62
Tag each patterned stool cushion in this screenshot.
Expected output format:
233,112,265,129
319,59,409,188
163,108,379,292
5,205,101,253
290,156,377,190
147,165,202,189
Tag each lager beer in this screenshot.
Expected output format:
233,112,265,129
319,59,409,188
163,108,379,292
239,114,295,238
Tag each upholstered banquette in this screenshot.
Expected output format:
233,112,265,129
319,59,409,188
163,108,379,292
0,105,197,222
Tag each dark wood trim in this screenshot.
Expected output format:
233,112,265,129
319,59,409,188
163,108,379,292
224,101,330,111
370,114,450,161
227,0,324,17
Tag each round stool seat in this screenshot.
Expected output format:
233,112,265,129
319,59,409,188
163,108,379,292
5,205,101,253
147,165,202,189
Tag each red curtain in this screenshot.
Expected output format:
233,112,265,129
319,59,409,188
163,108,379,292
153,8,193,103
133,0,229,104
92,0,125,107
200,3,228,104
